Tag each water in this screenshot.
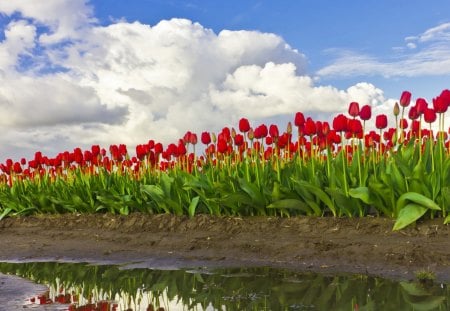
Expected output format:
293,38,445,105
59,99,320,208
0,261,448,310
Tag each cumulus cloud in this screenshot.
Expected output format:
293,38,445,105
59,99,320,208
0,1,393,160
0,0,96,44
318,22,450,78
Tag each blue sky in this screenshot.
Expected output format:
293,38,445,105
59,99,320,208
0,0,449,160
91,0,450,97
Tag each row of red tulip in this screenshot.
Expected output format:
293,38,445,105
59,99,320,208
0,89,449,183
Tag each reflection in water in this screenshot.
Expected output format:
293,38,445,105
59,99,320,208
0,262,448,310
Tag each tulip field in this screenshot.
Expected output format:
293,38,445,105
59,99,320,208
1,90,450,230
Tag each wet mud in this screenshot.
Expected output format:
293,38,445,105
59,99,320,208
0,214,449,282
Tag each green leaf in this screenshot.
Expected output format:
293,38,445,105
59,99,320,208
397,192,441,211
408,296,446,311
188,196,200,218
141,184,165,202
348,187,373,204
0,207,12,221
325,187,355,217
293,180,336,216
238,178,266,207
399,282,430,297
267,199,313,215
119,206,129,215
160,174,174,197
393,203,427,231
444,215,450,225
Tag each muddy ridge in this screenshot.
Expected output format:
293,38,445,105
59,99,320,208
0,214,449,281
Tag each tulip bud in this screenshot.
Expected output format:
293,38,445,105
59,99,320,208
247,128,254,140
393,102,400,116
211,132,217,143
286,121,292,134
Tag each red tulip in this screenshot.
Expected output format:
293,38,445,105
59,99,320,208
322,121,330,136
221,127,231,141
13,162,22,174
217,137,228,153
400,91,412,107
147,140,155,149
433,92,449,113
154,143,163,154
408,106,419,120
269,124,279,138
254,124,268,139
201,132,211,145
189,133,198,145
332,114,348,132
411,120,420,133
166,143,177,156
399,118,408,129
278,133,289,149
438,89,450,110
294,112,305,127
177,141,187,156
234,134,244,146
348,102,360,117
359,105,371,121
375,114,388,129
303,118,316,136
91,145,100,157
424,108,437,123
238,118,251,133
348,119,363,135
415,98,428,115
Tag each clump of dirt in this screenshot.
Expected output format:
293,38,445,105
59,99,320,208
0,214,449,281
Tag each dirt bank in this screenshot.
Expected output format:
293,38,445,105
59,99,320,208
0,214,449,282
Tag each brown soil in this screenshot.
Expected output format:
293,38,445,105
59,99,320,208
0,214,449,282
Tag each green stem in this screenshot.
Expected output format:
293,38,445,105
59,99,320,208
340,132,348,196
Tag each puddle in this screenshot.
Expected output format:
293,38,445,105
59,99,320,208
0,261,448,310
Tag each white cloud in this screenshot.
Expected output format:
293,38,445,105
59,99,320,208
318,22,450,78
0,0,96,44
0,1,394,160
0,20,36,69
418,22,450,42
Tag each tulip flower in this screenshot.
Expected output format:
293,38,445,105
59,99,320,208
269,124,279,138
415,98,428,115
359,105,371,121
303,118,316,136
375,114,388,130
154,143,163,154
294,112,305,127
424,108,437,124
239,118,251,133
333,114,348,132
399,118,408,129
201,132,211,145
217,137,228,154
408,106,419,120
348,119,363,136
400,91,412,107
254,124,268,139
348,101,360,118
234,134,244,146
